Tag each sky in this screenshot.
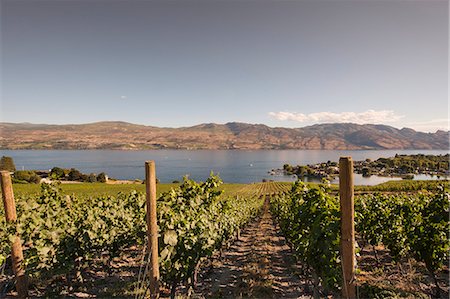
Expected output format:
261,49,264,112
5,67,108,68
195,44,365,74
1,0,448,132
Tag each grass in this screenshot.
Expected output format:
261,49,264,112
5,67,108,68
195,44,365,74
354,179,449,192
7,179,447,199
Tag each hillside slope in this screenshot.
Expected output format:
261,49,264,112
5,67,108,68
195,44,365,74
0,121,448,150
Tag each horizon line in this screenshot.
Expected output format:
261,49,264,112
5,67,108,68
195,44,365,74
0,120,448,134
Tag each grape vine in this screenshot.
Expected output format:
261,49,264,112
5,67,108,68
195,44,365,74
272,181,449,296
156,174,264,295
356,187,449,294
270,181,341,295
1,176,265,297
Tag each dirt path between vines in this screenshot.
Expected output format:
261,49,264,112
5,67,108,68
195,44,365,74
193,199,312,298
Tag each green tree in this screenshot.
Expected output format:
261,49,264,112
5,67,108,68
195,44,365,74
96,172,107,183
295,165,311,176
50,167,65,179
13,170,41,184
0,156,16,171
87,173,97,183
67,168,83,181
283,164,293,174
361,167,371,177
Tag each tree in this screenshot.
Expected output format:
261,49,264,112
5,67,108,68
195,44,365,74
50,167,65,179
13,170,41,184
399,164,414,174
96,172,107,183
283,164,294,174
87,173,97,183
361,167,372,177
296,165,311,176
68,168,83,181
80,174,88,182
0,156,16,171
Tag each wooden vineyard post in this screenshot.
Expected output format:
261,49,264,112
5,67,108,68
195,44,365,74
145,161,160,298
339,157,356,299
1,171,28,298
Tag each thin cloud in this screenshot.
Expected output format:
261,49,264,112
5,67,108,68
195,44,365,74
405,119,449,132
268,110,404,124
120,95,127,100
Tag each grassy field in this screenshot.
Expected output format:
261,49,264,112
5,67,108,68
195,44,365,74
7,179,447,199
354,179,449,192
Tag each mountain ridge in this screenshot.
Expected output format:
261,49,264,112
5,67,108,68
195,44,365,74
0,121,448,150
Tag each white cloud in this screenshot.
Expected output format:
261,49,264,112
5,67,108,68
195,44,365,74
405,119,449,132
120,95,127,100
268,110,404,124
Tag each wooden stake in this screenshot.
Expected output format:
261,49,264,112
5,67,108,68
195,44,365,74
1,171,16,222
339,157,356,299
1,171,28,298
145,161,160,298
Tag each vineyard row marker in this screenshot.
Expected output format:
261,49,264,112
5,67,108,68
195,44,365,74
339,157,356,299
1,171,28,298
145,161,160,298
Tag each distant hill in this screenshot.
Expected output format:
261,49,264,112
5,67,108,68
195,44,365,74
0,121,448,150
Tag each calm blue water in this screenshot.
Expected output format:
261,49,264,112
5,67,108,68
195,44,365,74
0,150,448,185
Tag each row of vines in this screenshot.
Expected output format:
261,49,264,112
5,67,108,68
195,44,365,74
236,181,290,197
0,175,265,297
156,175,264,296
270,182,449,297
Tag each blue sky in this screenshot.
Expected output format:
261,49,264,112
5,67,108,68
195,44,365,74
1,0,448,132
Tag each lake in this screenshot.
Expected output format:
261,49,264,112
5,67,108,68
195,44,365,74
0,149,448,185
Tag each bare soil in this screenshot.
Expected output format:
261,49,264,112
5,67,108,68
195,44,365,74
191,201,312,299
356,243,449,299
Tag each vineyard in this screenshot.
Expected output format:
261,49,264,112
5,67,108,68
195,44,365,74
0,169,449,298
231,181,291,197
270,181,449,298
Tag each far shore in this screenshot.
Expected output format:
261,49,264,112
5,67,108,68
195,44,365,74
57,179,142,185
